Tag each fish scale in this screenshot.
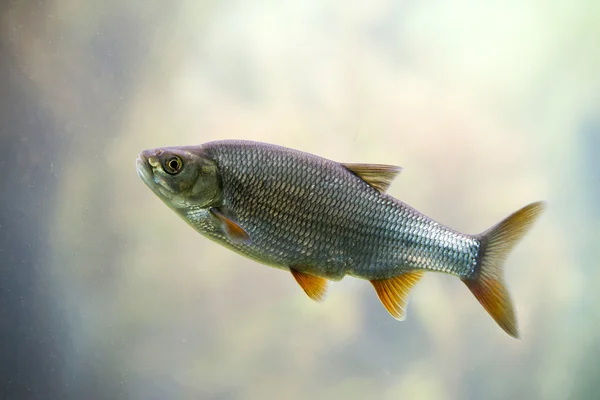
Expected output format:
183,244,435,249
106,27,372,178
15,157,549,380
137,140,545,337
200,141,479,280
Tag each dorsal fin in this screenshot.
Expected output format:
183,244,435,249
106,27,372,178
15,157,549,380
290,268,329,302
370,271,424,320
209,207,251,245
342,163,402,193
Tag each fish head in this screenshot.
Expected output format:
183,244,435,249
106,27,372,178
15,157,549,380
136,146,221,209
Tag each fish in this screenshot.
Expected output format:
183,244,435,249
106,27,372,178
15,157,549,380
136,140,545,338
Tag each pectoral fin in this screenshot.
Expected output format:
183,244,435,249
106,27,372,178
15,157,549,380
209,207,251,245
342,163,402,193
370,271,424,320
291,268,329,302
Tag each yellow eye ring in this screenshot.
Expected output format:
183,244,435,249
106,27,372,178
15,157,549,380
164,156,183,175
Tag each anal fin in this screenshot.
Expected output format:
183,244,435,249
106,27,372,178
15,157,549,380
370,271,424,320
291,268,328,302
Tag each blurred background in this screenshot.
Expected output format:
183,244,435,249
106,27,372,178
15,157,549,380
1,1,598,399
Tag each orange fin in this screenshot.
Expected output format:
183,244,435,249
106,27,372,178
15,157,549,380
209,207,251,245
463,277,518,338
342,163,402,193
290,268,328,302
464,201,546,338
370,271,424,320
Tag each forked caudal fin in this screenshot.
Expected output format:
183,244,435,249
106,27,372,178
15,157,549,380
463,201,546,338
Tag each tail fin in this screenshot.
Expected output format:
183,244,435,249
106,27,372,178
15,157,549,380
463,201,546,338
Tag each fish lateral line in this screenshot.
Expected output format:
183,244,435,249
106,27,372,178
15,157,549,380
136,140,547,339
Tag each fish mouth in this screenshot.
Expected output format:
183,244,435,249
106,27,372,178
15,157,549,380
136,153,154,186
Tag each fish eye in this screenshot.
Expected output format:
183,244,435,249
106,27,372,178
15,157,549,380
164,156,183,175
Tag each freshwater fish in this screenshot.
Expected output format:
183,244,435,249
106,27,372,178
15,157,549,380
136,140,545,338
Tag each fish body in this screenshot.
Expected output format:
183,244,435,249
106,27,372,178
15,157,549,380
137,140,545,337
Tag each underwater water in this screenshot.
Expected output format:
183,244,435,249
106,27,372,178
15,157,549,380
1,1,598,399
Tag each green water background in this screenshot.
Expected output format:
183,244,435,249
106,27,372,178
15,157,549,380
1,1,598,399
